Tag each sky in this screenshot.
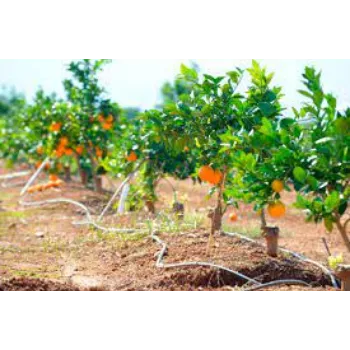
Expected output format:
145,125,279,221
1,59,350,111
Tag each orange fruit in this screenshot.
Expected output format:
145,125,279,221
49,174,59,182
27,186,35,194
229,212,238,222
126,151,138,162
35,161,42,169
42,183,52,190
75,146,84,155
272,180,284,193
98,115,105,123
55,179,64,187
106,115,114,123
49,122,62,132
199,166,215,183
267,201,286,219
209,169,223,186
184,146,190,152
60,137,69,146
102,122,113,130
96,147,103,158
36,146,44,155
64,148,74,156
35,184,44,192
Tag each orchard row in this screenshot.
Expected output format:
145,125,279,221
0,60,349,252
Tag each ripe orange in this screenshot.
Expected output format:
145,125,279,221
96,147,103,158
76,146,84,155
229,212,238,222
35,184,44,192
184,146,190,152
267,201,286,219
27,186,36,194
272,180,284,193
98,115,105,123
42,183,52,190
102,122,113,130
36,146,44,155
64,148,74,156
126,151,138,162
199,166,215,183
106,115,114,123
49,174,59,182
209,169,223,186
49,122,62,132
60,137,69,146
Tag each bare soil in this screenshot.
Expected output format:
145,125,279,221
0,169,346,291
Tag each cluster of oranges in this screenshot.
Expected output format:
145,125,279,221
98,115,114,131
35,161,50,170
267,180,286,219
198,166,223,186
55,137,74,158
126,151,138,162
49,122,62,133
27,175,64,194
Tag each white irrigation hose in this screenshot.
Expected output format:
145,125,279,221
98,169,139,222
20,158,50,196
151,230,262,286
118,183,130,215
0,171,30,181
19,197,145,234
225,231,339,289
244,280,311,291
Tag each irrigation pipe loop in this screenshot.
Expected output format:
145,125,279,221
0,171,31,181
19,197,145,234
225,231,339,289
151,230,262,287
17,160,147,235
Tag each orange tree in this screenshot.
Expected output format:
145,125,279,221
0,88,28,167
223,61,297,232
160,63,250,243
104,108,197,214
63,59,122,191
292,67,350,251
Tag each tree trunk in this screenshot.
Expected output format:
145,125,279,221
335,218,350,253
80,170,88,186
64,166,72,182
145,200,156,214
261,208,279,257
336,265,350,291
172,202,185,221
94,176,103,194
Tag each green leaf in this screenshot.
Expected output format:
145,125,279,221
293,167,307,183
180,64,198,82
324,217,334,233
325,191,340,213
258,102,276,118
259,118,273,136
339,201,348,216
306,176,319,191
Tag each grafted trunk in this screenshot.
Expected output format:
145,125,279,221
336,265,350,291
261,209,279,257
64,166,72,182
172,202,185,221
94,176,103,194
145,200,156,214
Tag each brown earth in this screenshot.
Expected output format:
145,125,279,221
0,168,347,291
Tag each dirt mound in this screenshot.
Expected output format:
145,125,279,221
0,278,80,291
